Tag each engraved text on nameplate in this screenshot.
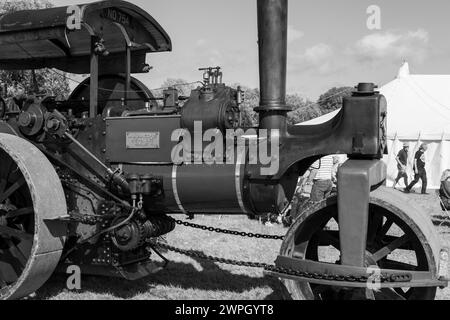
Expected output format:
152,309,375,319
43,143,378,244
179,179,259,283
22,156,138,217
126,132,160,149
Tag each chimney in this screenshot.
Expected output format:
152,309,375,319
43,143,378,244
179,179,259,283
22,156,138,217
255,0,291,134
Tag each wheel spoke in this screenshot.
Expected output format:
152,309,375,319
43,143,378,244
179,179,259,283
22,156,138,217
381,236,413,250
0,157,14,191
0,225,33,241
379,259,417,271
5,207,33,219
4,239,27,267
0,177,25,203
375,288,407,300
367,212,384,245
393,287,409,298
0,268,8,288
375,219,394,242
318,230,340,249
0,179,6,195
371,234,412,262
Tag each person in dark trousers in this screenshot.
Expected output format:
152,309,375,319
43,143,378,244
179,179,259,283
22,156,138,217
405,143,428,194
393,142,409,189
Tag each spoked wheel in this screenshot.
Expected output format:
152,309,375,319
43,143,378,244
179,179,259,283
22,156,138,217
280,187,441,300
0,134,66,300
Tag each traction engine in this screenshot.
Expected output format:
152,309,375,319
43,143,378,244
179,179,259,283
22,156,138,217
0,0,447,300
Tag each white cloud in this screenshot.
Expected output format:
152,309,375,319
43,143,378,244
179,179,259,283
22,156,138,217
287,25,304,43
352,29,429,63
289,43,338,74
303,43,333,64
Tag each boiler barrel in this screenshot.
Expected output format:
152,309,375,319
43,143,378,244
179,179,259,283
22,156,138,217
122,152,248,214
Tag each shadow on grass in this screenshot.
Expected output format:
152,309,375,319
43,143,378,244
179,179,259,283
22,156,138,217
35,250,284,300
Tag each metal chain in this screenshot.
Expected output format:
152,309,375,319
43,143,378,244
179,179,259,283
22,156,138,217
156,242,269,269
156,242,411,284
173,219,285,240
58,171,410,285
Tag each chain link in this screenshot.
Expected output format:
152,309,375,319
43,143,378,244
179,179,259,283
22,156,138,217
59,171,411,285
156,242,411,284
174,219,285,240
165,219,412,284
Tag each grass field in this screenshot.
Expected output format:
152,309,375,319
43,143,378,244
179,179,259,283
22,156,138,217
34,190,450,300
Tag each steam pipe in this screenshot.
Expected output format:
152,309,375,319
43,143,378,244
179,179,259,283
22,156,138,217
255,0,291,134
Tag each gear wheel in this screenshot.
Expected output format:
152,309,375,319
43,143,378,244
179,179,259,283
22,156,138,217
110,217,146,252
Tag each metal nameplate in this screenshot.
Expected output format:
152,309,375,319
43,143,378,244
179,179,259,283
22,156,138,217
126,132,160,149
102,8,132,26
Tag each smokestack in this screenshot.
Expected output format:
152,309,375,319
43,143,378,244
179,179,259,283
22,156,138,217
255,0,290,134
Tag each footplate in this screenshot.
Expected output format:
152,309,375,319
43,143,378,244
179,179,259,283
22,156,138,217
268,256,448,288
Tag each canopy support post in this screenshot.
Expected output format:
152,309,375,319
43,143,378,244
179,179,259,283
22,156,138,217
125,45,131,107
112,22,133,108
89,36,99,118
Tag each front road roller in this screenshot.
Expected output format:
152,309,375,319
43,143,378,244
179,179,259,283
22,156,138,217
0,134,67,300
272,160,448,300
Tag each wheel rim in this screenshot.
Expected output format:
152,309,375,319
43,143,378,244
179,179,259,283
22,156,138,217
281,187,439,300
0,151,34,295
0,134,66,299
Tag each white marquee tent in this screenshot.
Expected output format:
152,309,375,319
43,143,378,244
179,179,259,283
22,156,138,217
298,62,450,189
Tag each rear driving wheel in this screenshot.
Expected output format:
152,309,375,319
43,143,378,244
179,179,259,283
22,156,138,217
280,187,440,300
0,134,67,300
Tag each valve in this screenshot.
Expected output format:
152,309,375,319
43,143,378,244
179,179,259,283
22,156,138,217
199,66,223,87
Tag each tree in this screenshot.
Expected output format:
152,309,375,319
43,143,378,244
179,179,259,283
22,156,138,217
0,0,53,13
286,94,321,125
226,84,258,128
160,78,198,98
237,86,260,128
0,0,70,99
232,85,320,127
317,86,353,114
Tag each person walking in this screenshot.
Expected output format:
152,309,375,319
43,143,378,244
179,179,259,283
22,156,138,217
331,156,341,187
393,143,409,190
310,155,334,202
405,143,429,194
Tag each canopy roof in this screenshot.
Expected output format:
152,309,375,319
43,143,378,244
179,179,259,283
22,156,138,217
0,0,172,74
298,62,450,141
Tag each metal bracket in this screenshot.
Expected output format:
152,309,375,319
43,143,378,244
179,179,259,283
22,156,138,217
337,159,386,267
270,256,447,288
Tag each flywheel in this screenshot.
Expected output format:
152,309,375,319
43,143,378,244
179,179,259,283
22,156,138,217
280,186,441,300
0,133,67,300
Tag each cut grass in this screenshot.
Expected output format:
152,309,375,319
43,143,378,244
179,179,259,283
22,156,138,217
34,192,450,300
35,215,286,300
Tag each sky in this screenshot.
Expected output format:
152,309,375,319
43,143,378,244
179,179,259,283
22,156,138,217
51,0,450,100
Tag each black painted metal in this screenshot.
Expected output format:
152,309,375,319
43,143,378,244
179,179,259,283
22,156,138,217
90,37,99,117
0,0,172,73
255,0,291,133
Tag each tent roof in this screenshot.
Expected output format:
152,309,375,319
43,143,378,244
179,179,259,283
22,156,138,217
298,62,450,140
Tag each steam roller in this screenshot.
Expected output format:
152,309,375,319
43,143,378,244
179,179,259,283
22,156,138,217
0,0,447,300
